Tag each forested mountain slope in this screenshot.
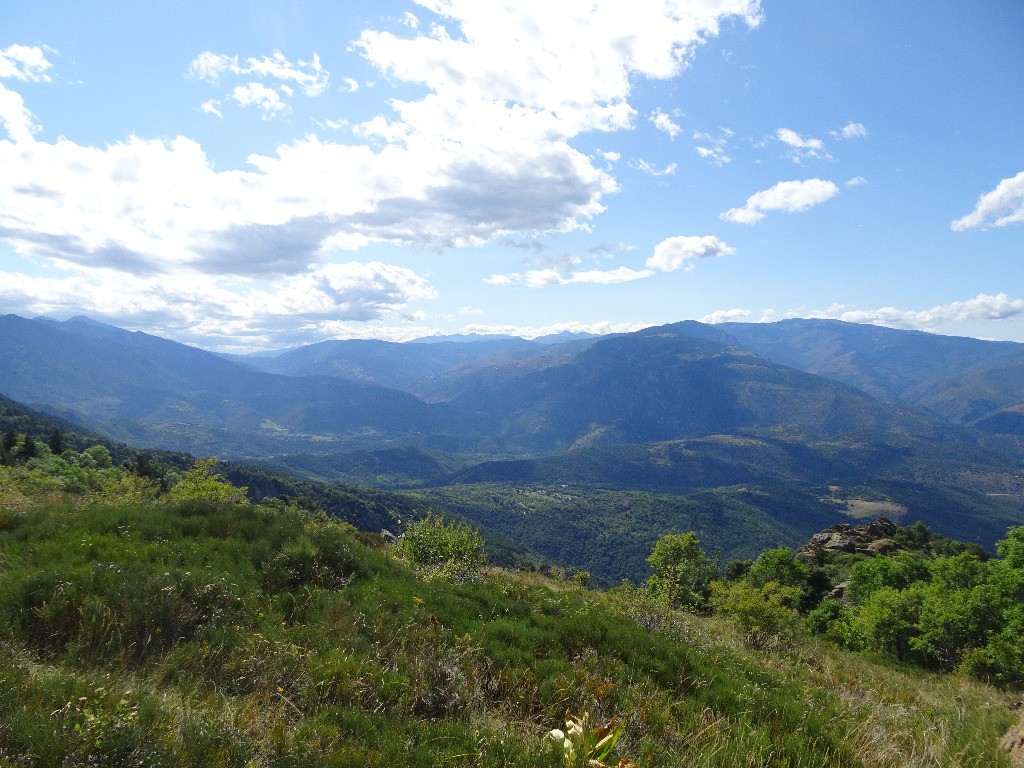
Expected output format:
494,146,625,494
718,319,1024,433
0,314,467,456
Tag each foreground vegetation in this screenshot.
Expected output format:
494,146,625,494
0,437,1019,765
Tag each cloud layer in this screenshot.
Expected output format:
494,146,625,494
721,179,839,223
0,3,762,346
815,293,1024,329
1,2,765,273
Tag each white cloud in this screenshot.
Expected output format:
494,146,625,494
0,82,38,142
401,12,420,28
199,99,222,118
313,118,349,131
230,82,288,116
188,51,233,81
721,178,839,223
632,159,677,176
463,320,650,339
798,293,1024,330
342,77,360,92
0,261,435,350
845,176,866,187
565,266,655,284
189,50,328,118
189,50,328,96
701,308,751,323
0,4,762,347
693,128,731,166
1,3,762,273
488,248,660,288
483,274,515,285
650,108,681,138
776,128,832,162
0,44,54,82
830,121,867,139
0,47,50,142
951,171,1024,231
356,0,760,139
514,266,655,287
647,235,734,272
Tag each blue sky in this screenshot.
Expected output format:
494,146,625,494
1,0,1022,351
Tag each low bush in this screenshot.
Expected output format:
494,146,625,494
395,511,488,582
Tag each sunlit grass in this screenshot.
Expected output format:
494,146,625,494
0,471,1016,766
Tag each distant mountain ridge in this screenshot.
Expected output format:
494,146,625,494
233,317,1024,439
716,318,1024,426
0,314,462,456
2,313,1023,469
439,326,941,452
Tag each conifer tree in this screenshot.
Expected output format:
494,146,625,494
19,434,37,460
49,428,65,455
1,426,15,453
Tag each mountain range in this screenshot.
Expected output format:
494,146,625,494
3,313,1023,458
3,311,1024,575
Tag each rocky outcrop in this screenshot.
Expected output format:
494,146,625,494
798,517,901,560
1003,701,1024,768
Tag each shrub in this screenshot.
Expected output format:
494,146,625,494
546,709,630,768
165,458,248,509
709,579,802,648
804,598,846,639
395,511,487,582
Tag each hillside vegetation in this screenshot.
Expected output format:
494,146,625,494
0,438,1020,766
416,480,1024,584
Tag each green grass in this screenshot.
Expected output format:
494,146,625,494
0,472,1017,766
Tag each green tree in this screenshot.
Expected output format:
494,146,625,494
990,526,1024,611
722,559,752,581
997,525,1024,570
805,599,847,638
846,584,926,662
746,547,830,612
16,434,37,461
959,607,1024,689
48,428,65,455
81,445,113,470
747,547,810,589
645,532,715,610
2,426,17,453
910,581,1002,670
894,520,932,549
929,552,990,592
845,552,930,605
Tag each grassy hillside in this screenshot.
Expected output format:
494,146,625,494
0,458,1018,767
0,392,414,534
